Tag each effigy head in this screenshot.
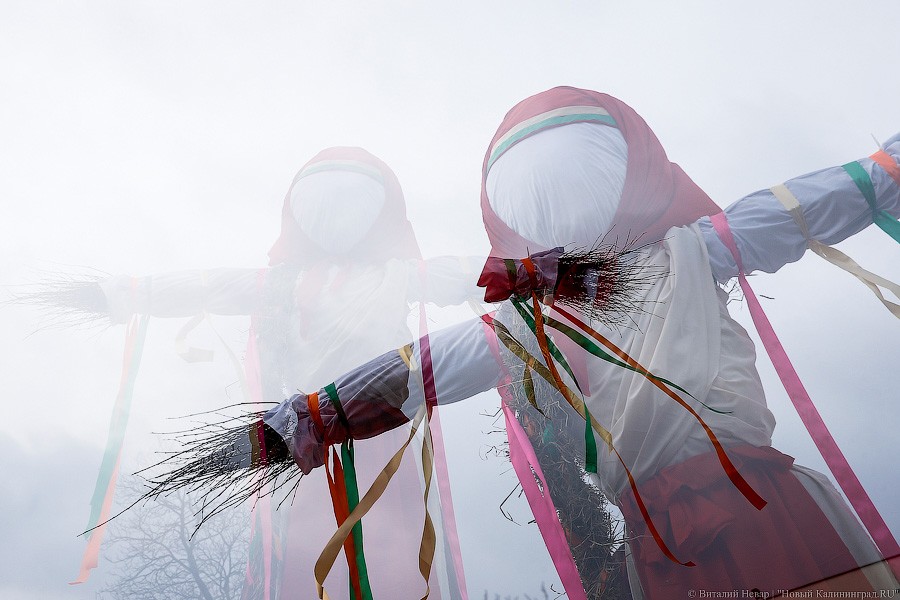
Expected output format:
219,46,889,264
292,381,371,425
480,86,717,258
268,146,421,265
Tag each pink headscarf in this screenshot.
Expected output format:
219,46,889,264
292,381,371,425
480,86,719,259
268,147,421,266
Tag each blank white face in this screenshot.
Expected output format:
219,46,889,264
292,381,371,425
486,122,628,250
290,170,386,255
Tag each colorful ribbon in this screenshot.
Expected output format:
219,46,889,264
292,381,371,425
489,314,695,568
417,260,468,600
519,256,599,473
516,289,600,478
474,312,588,598
547,303,765,511
71,311,150,584
323,384,373,600
308,391,366,600
871,149,900,187
771,183,900,320
314,406,429,600
487,250,767,570
710,210,900,567
241,268,277,600
843,160,900,244
503,400,589,600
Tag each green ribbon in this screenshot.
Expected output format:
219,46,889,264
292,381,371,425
508,296,733,474
510,298,598,473
324,383,373,600
544,313,731,415
488,112,617,170
843,161,900,244
582,404,598,474
513,296,727,413
85,314,150,536
510,299,582,393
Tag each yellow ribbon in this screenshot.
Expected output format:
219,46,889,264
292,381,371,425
771,183,900,319
314,405,429,599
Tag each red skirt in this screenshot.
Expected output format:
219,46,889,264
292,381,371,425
618,445,878,597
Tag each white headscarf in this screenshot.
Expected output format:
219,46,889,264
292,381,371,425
486,122,628,250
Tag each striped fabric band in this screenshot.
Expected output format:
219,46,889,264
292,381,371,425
487,105,617,171
296,160,385,184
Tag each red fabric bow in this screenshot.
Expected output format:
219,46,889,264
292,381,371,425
477,248,563,302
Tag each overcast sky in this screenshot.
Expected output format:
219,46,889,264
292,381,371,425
2,2,899,599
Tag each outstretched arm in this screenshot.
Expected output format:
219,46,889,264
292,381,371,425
263,316,502,473
409,256,487,307
100,268,264,323
698,134,900,281
139,314,501,525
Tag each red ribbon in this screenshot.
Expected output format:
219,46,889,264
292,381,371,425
551,304,767,512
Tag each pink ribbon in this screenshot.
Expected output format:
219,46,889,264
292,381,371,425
428,408,468,600
242,268,274,600
478,316,586,600
501,400,587,600
710,211,900,566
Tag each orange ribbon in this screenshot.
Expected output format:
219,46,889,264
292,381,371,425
307,392,365,600
508,262,697,567
552,304,767,512
871,149,900,187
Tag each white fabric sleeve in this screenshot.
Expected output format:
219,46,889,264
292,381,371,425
407,256,486,307
98,268,263,324
698,134,900,282
401,317,502,419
